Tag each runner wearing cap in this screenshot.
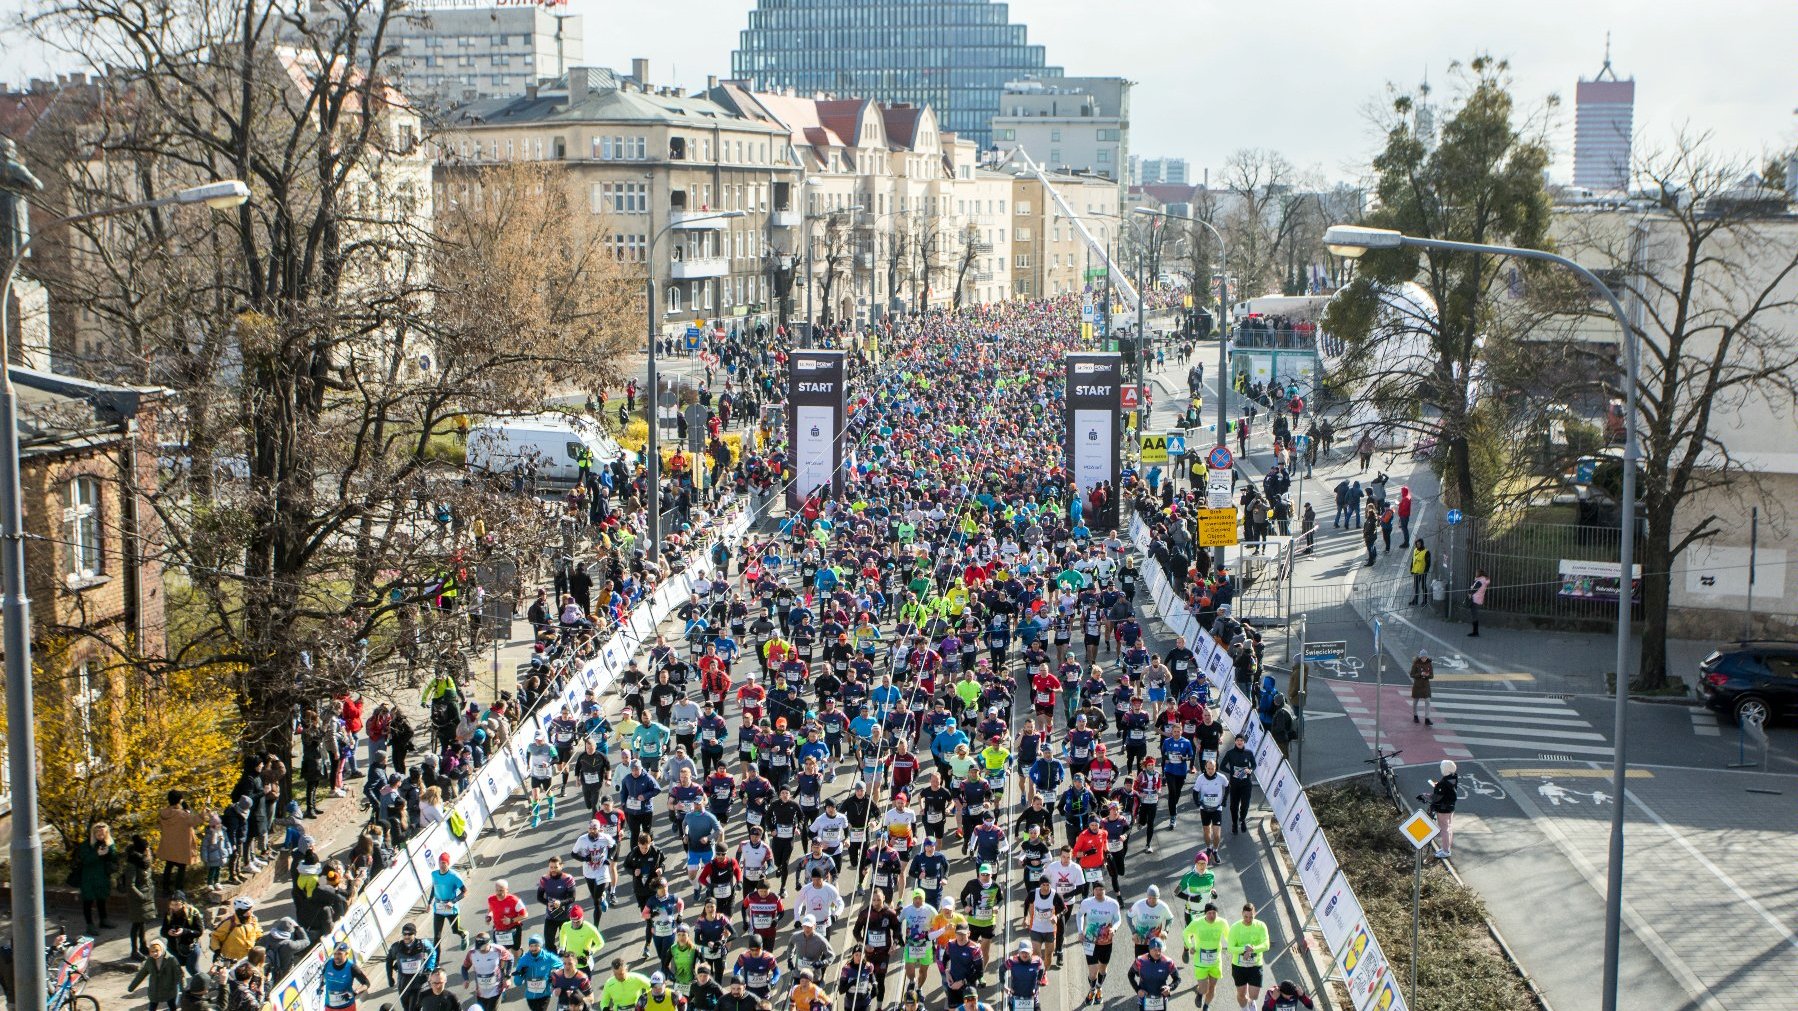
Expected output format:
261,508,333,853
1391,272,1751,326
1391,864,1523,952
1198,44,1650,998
387,923,437,1011
936,922,985,1005
510,934,559,1011
1126,938,1180,1011
789,914,835,983
321,942,371,1011
428,854,468,950
555,905,605,974
1176,853,1218,925
1128,885,1175,958
1001,939,1046,1011
958,864,1005,965
729,934,780,999
459,933,511,1006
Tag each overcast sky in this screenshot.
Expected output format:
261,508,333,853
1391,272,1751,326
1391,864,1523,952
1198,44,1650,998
6,0,1794,183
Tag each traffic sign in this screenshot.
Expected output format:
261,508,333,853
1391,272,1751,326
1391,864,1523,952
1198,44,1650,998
1445,509,1464,525
1196,508,1239,547
1139,433,1169,465
1205,470,1233,509
1301,641,1348,664
1120,386,1141,411
1206,444,1235,471
1164,433,1187,457
1294,434,1310,449
1398,810,1440,850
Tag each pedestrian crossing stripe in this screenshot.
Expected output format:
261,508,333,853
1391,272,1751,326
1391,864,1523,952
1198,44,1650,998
1433,672,1536,683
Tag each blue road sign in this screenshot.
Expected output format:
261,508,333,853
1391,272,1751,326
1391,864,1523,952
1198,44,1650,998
1206,445,1235,471
1446,509,1464,525
1165,433,1187,456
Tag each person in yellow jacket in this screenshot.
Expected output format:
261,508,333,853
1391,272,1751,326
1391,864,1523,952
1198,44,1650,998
209,897,264,962
1181,901,1228,1010
1225,902,1271,1009
944,582,969,618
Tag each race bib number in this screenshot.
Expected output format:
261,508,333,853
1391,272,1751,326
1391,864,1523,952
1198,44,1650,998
582,772,600,784
752,914,773,929
1083,867,1101,884
1240,948,1262,967
1143,997,1166,1011
713,885,733,897
775,824,794,838
526,979,549,996
1198,949,1219,966
848,828,866,842
1106,838,1122,853
746,811,763,825
433,899,456,915
866,929,887,948
626,797,646,811
494,929,516,947
399,959,424,975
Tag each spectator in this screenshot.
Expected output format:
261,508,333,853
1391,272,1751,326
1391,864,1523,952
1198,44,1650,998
75,822,118,931
126,939,184,1011
156,790,207,896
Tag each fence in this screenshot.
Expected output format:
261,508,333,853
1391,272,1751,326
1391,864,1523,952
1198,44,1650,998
1459,517,1643,625
257,503,754,1011
1129,516,1411,1011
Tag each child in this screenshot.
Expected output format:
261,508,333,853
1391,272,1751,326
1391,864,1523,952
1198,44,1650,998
201,814,233,888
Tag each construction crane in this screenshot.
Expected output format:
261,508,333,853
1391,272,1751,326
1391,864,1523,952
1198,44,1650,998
1012,148,1140,313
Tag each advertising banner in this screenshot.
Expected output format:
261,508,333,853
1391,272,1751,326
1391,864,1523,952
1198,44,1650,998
1315,872,1368,956
1065,353,1123,522
1281,792,1321,862
787,350,848,509
1292,821,1339,903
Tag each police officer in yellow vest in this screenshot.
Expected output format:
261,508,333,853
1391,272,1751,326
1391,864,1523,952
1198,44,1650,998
1407,539,1432,607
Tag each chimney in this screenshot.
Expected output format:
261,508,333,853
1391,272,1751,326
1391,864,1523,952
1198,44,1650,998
706,75,718,92
568,66,590,98
632,58,649,87
526,82,539,100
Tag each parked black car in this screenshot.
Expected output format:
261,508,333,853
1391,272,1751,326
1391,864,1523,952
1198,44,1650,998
1698,641,1798,724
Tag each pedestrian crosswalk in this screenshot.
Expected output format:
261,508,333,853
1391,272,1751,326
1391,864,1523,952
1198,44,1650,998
1690,708,1723,737
1329,683,1614,763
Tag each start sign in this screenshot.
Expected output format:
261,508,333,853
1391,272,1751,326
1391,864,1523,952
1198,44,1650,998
1139,433,1170,465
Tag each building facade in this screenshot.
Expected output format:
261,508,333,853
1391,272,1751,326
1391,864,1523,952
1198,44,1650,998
708,82,1012,323
990,76,1131,182
436,64,801,338
730,0,1060,149
356,3,583,105
1573,49,1634,193
1132,156,1188,186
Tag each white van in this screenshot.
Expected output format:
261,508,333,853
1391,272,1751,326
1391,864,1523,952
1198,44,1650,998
466,414,626,488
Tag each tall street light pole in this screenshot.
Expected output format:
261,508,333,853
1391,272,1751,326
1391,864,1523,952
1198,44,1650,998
1324,223,1640,1011
0,176,250,1010
645,209,743,558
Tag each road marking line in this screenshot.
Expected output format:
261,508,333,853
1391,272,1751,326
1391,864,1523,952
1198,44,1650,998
1440,723,1610,742
1499,767,1652,779
1450,736,1616,756
1424,699,1580,716
1436,713,1597,728
1503,767,1727,1011
1689,710,1722,737
1434,672,1537,682
1443,747,1474,758
1625,783,1798,956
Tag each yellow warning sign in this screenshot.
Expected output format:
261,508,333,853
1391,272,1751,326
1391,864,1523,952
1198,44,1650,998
1183,294,1195,308
1080,321,1094,340
1140,433,1170,465
1196,508,1238,547
1399,810,1439,850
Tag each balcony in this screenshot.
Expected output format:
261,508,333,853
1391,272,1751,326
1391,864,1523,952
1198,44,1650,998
669,210,730,230
974,271,995,283
771,209,800,228
670,257,728,280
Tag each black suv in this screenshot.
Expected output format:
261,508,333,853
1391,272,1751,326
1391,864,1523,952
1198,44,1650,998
1698,641,1798,725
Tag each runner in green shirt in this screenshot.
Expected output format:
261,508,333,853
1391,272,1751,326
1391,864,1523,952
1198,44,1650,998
666,929,701,990
597,960,651,1010
1175,853,1217,924
1225,904,1271,1009
1181,903,1228,1009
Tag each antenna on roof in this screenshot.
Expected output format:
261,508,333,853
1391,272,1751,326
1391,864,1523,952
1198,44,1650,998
1594,31,1618,81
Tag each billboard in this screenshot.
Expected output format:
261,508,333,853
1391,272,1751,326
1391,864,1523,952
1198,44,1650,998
1064,352,1122,523
786,349,848,510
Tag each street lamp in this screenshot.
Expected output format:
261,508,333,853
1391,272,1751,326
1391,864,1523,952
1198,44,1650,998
645,209,744,558
1322,223,1641,1011
0,177,250,1011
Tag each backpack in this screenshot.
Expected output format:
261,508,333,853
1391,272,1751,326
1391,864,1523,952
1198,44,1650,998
445,809,468,840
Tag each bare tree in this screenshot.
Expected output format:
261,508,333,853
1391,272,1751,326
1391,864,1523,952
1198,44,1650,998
1562,140,1798,689
812,212,854,325
20,0,636,757
1218,148,1325,299
951,221,981,310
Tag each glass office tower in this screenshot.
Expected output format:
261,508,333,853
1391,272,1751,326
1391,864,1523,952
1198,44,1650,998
731,0,1059,149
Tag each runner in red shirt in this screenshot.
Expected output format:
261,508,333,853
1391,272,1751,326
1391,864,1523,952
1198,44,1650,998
741,882,786,948
736,674,767,724
1031,670,1062,719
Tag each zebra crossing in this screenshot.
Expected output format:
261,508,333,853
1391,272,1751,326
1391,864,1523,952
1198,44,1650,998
1331,683,1614,762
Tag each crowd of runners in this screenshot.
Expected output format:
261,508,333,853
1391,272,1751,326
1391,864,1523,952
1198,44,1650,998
373,296,1308,1011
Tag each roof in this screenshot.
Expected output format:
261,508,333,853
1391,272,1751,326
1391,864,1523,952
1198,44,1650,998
446,85,786,134
9,367,162,455
1134,183,1202,205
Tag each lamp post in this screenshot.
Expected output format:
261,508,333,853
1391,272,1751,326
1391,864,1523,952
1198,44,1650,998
645,209,744,558
1323,223,1640,1011
0,176,250,1011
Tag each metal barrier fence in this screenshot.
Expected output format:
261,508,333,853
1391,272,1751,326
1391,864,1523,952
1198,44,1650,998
1461,517,1643,623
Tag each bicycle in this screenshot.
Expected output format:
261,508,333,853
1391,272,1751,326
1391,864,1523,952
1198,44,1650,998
46,935,99,1011
1363,748,1404,813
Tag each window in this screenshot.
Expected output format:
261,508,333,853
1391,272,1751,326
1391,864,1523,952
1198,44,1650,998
1097,150,1110,164
1049,149,1060,164
64,477,101,580
668,285,682,314
1050,129,1061,142
73,660,102,768
597,136,613,160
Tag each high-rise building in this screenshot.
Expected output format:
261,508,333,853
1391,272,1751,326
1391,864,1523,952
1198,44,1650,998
1573,39,1634,193
990,77,1131,182
1136,157,1188,186
374,2,583,104
731,0,1060,148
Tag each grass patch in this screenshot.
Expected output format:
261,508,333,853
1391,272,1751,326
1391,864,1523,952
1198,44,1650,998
1310,781,1539,1011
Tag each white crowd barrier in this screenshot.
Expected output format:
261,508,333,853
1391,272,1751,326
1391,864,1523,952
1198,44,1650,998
262,503,755,1011
1129,513,1409,1011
